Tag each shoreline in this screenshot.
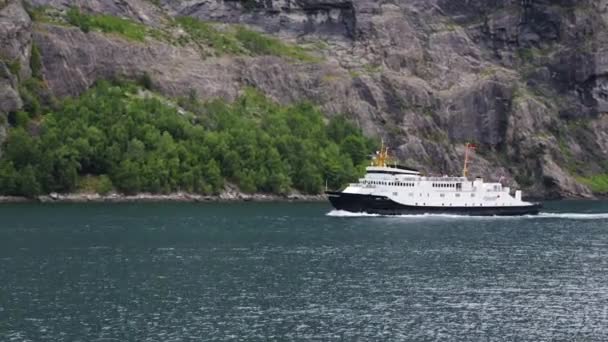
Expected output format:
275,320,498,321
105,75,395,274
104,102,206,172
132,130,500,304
0,192,328,204
0,192,601,204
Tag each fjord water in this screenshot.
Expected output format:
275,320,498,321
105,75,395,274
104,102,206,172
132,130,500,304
2,202,608,341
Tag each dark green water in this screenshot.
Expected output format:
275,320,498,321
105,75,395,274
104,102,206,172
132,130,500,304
2,201,608,341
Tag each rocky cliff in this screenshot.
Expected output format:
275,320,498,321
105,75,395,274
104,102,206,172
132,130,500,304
1,0,608,198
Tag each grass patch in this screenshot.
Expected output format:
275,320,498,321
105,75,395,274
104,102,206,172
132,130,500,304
577,174,608,193
176,16,319,62
442,21,459,32
3,59,21,77
28,6,168,42
363,63,383,74
349,70,361,78
66,8,148,41
30,42,43,79
480,67,498,78
176,17,246,55
234,26,318,62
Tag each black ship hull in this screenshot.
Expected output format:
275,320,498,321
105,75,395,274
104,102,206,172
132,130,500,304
326,191,542,216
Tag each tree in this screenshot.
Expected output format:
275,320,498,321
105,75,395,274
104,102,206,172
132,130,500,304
294,163,323,194
204,159,223,194
341,135,367,166
16,165,41,197
50,146,81,192
4,128,40,168
0,81,374,196
0,161,18,195
112,159,141,194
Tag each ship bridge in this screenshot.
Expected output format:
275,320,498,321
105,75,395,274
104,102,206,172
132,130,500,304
365,166,421,176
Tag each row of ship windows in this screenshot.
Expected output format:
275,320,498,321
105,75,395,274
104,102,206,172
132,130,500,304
365,180,415,187
432,183,460,188
402,193,476,197
365,181,466,189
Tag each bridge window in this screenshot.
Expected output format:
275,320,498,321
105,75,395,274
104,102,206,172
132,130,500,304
440,194,445,198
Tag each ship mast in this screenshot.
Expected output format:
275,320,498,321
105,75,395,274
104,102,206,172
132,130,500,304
372,140,390,167
462,143,475,178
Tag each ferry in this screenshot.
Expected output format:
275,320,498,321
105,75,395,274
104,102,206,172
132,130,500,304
326,143,542,216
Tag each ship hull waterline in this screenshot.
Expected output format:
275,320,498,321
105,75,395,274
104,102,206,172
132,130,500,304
326,191,542,216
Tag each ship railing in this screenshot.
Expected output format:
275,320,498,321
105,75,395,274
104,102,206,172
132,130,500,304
423,177,467,182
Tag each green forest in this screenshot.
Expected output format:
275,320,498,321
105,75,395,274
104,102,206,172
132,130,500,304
0,81,376,197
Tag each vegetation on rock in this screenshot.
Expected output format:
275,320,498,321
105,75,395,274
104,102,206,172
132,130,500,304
0,81,374,197
176,17,318,61
27,6,318,61
577,174,608,194
66,8,148,41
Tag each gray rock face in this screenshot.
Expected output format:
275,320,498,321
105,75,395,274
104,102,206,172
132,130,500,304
0,0,31,114
34,24,241,99
161,0,357,38
6,0,608,198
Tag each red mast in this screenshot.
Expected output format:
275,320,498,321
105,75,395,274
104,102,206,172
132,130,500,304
462,143,476,178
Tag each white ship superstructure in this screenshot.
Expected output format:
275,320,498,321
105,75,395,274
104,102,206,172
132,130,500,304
327,144,541,216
